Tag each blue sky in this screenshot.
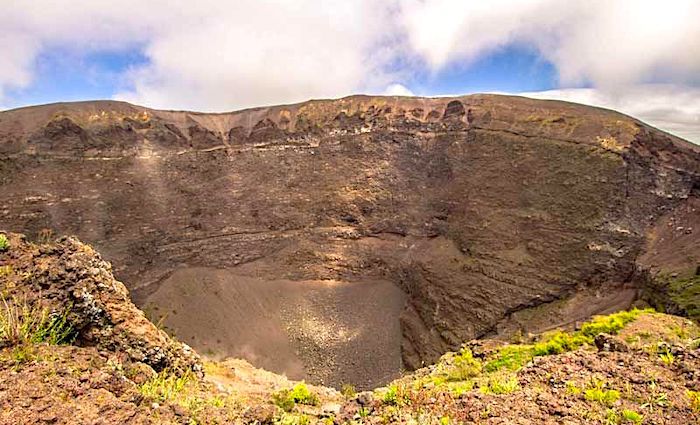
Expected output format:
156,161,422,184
5,48,149,107
2,0,699,142
8,44,558,107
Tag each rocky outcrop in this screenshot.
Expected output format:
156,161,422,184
0,94,698,378
0,232,201,375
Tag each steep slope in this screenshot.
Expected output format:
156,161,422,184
0,95,698,387
1,233,699,424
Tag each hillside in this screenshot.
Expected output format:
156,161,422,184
0,94,699,389
1,233,699,424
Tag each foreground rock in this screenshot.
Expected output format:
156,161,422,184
0,232,200,374
1,233,699,424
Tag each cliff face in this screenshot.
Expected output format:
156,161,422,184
0,94,698,379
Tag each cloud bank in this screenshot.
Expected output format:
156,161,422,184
1,0,699,141
520,85,700,142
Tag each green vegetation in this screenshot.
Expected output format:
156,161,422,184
0,234,8,252
276,413,312,425
580,308,652,337
566,381,582,395
484,345,534,372
621,409,643,424
419,307,655,407
641,381,669,412
688,390,700,412
382,384,400,406
272,383,319,412
584,378,620,407
341,383,356,399
480,375,519,395
445,347,482,381
0,297,75,346
584,387,620,407
533,330,590,355
659,349,675,366
646,274,700,321
139,369,194,402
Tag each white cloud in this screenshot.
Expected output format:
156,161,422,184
519,85,700,143
1,0,699,145
0,0,402,110
398,0,700,88
383,83,415,97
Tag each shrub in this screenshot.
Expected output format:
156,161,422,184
272,383,319,411
272,390,296,412
289,383,319,405
445,347,482,381
341,383,356,399
382,384,400,405
0,234,8,252
480,375,519,395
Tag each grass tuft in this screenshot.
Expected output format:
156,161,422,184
139,369,195,402
272,383,319,412
621,409,644,424
580,308,653,338
0,296,76,346
480,375,519,395
445,347,482,381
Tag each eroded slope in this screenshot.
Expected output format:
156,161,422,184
0,95,698,385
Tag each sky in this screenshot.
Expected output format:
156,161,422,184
2,0,700,143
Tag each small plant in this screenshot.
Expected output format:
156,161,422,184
139,369,194,403
341,383,356,399
0,265,12,277
445,347,482,381
605,409,620,425
480,375,519,395
621,409,643,423
641,381,669,412
10,344,35,368
584,379,620,407
272,390,296,412
687,390,700,412
659,349,675,366
289,382,319,405
0,234,8,252
277,413,311,425
272,383,319,412
565,381,582,395
382,384,400,405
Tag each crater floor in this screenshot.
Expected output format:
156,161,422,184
144,267,406,389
